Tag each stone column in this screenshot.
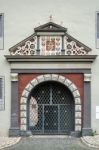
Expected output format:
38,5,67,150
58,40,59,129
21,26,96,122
36,35,40,55
9,73,20,136
82,74,92,136
61,36,65,55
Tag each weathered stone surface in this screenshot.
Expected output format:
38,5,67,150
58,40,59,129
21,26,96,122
20,97,27,104
11,73,18,81
20,111,27,117
51,74,58,80
75,125,81,131
31,79,38,86
44,74,52,81
75,105,81,111
75,119,81,125
20,125,26,131
25,83,33,91
22,90,29,98
69,83,77,92
75,112,81,118
20,105,27,111
20,118,27,125
73,90,80,97
37,75,44,83
75,98,81,104
58,75,65,83
84,74,91,82
64,79,72,87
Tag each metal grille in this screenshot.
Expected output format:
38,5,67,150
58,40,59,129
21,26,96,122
28,81,74,134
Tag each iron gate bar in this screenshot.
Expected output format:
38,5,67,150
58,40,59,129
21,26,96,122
50,85,53,105
42,105,44,134
58,105,60,133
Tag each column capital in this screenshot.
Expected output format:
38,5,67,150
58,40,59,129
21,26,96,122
84,74,91,82
11,73,18,81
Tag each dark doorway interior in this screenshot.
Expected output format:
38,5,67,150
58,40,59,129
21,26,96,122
28,81,74,134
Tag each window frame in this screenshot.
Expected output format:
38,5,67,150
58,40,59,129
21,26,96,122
0,76,5,111
96,11,99,49
0,13,4,50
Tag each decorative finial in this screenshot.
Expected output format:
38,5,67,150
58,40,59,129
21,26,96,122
49,15,53,22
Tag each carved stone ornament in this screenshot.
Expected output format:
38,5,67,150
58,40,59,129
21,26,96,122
11,73,18,81
64,36,87,55
9,22,91,56
84,74,91,82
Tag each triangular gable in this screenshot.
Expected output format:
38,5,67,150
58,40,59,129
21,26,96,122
34,22,67,32
9,22,91,56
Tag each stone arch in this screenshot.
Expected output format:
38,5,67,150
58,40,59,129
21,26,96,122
20,74,82,133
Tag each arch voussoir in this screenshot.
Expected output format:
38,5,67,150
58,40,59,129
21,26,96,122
25,83,34,92
37,75,45,83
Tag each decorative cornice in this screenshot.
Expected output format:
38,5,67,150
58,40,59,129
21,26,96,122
5,55,97,63
84,74,91,82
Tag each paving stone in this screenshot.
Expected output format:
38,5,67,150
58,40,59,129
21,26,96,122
0,137,21,150
1,136,98,150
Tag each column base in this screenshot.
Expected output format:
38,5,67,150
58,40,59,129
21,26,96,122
70,131,81,137
20,130,32,136
82,128,92,136
9,128,20,137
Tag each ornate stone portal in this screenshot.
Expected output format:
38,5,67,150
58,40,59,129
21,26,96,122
20,74,82,134
9,21,91,56
5,21,97,136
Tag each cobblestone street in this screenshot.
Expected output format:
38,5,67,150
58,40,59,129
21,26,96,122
2,136,98,150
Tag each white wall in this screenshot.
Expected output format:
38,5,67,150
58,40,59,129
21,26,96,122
0,0,99,136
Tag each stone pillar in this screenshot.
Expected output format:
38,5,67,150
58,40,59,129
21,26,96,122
61,36,65,55
82,74,92,136
9,73,20,136
37,35,40,55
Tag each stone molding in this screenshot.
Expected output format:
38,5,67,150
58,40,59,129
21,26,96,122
5,55,97,63
20,74,82,132
11,73,18,81
84,74,91,82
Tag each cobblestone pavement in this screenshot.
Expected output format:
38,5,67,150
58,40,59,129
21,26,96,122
0,137,21,150
2,136,99,150
81,135,99,149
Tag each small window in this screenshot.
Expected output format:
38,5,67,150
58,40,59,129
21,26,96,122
0,14,4,50
0,77,5,110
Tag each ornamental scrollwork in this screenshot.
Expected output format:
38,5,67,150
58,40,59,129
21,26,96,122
9,35,90,56
64,36,88,55
10,36,37,55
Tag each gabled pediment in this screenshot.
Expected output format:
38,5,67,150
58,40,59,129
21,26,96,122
9,21,92,56
34,22,67,32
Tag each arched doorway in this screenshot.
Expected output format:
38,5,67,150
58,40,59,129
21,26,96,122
20,74,82,135
27,81,75,134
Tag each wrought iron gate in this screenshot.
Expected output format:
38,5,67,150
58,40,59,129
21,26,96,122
28,81,74,134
